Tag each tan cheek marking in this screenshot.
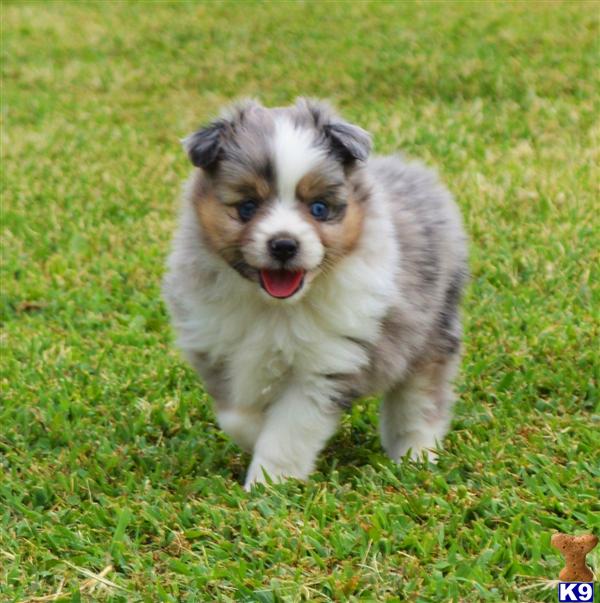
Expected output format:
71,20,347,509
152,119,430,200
318,198,365,261
340,199,365,252
195,192,241,261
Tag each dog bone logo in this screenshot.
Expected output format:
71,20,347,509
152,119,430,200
551,533,598,582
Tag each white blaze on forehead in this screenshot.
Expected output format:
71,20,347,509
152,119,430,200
273,117,325,202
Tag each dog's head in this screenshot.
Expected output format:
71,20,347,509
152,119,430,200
184,98,372,301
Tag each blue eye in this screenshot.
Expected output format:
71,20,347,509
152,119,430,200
310,201,330,220
238,200,258,222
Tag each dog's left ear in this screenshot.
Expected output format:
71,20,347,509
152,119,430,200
324,122,372,164
182,120,227,170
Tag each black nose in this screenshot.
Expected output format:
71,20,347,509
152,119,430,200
269,237,299,262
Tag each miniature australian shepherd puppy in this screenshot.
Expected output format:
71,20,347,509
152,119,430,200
163,98,468,490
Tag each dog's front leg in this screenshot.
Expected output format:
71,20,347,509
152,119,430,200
244,383,341,490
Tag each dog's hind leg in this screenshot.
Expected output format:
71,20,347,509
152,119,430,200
379,354,459,463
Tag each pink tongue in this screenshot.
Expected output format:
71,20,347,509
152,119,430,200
260,269,305,298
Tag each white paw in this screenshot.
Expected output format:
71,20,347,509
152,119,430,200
388,430,440,463
243,456,296,491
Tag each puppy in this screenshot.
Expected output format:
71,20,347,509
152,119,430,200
163,98,468,489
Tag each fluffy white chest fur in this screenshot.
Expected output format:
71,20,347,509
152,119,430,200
170,189,399,413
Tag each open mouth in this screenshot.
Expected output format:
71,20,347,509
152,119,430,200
259,269,305,299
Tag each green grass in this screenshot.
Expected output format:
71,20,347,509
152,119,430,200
1,1,599,601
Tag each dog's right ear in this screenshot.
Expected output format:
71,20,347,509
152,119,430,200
182,120,227,170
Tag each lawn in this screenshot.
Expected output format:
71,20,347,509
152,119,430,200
1,1,599,601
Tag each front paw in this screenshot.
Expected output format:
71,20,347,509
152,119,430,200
388,430,440,464
243,456,304,491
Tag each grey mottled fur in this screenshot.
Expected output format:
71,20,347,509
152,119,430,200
329,156,468,403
